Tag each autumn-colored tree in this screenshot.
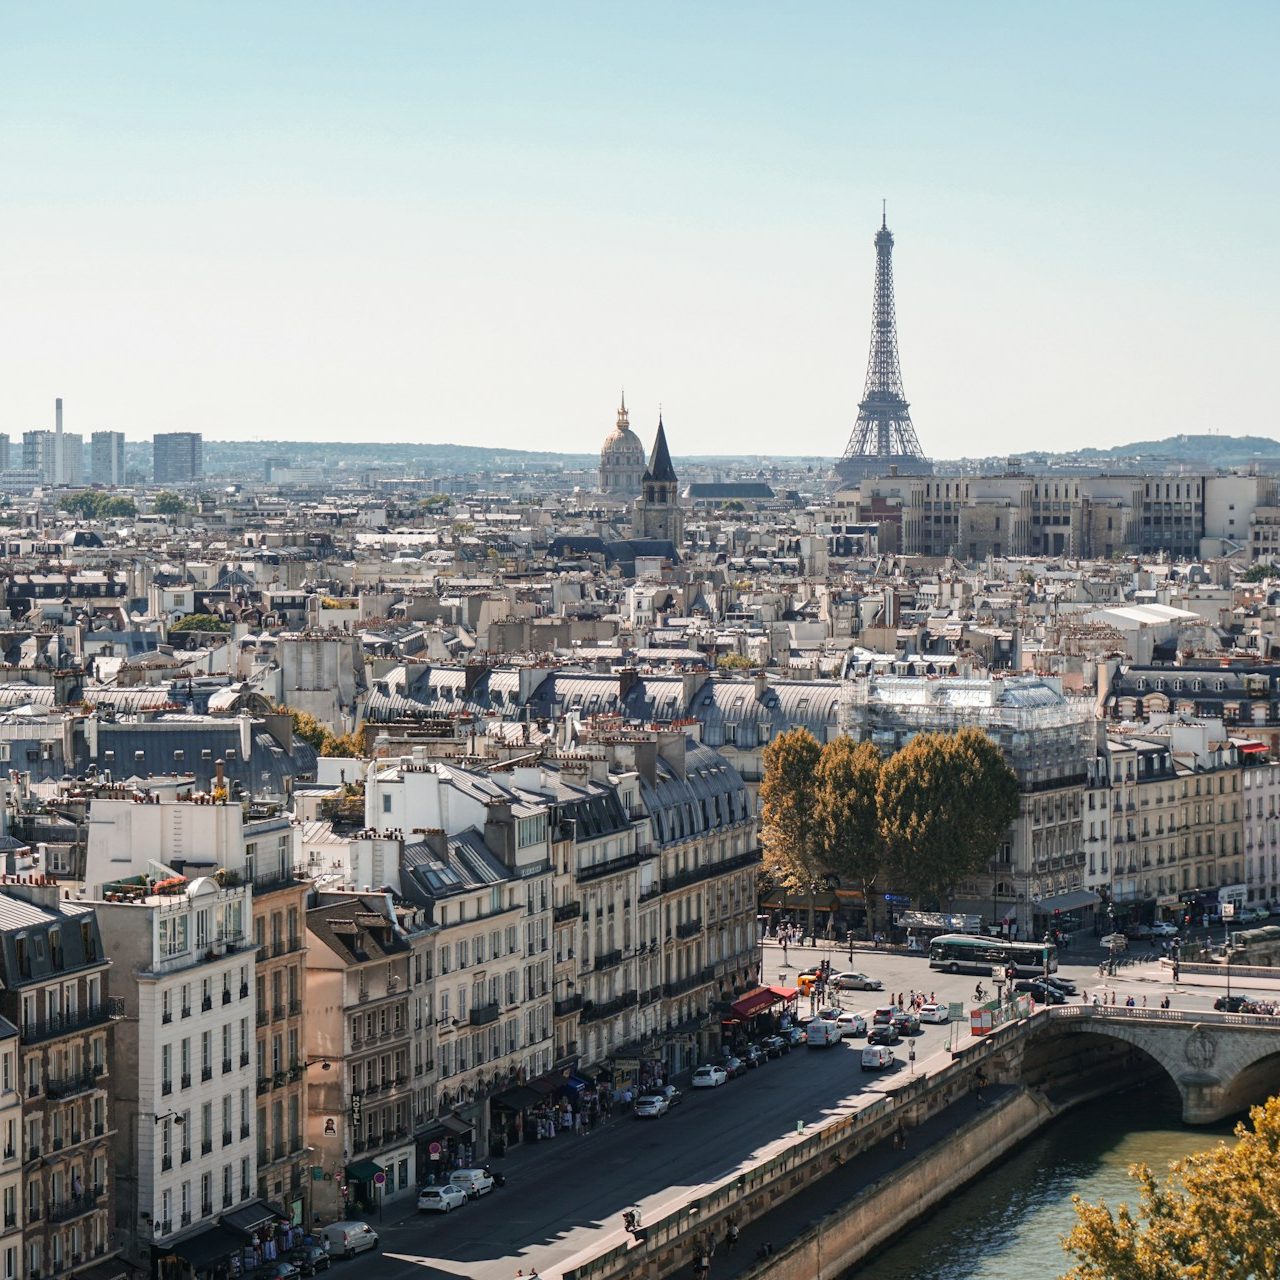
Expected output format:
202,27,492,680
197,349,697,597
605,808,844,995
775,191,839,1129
877,727,1018,910
1061,1094,1280,1280
760,728,824,933
814,737,884,937
321,726,367,758
278,706,329,752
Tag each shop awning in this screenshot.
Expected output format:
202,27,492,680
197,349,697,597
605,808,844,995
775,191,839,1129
769,984,798,1001
166,1225,245,1268
439,1114,474,1137
729,987,778,1019
221,1199,281,1236
491,1085,542,1112
1033,889,1101,913
345,1159,384,1183
576,1063,611,1083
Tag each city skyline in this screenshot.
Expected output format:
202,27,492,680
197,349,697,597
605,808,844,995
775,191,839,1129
2,3,1277,457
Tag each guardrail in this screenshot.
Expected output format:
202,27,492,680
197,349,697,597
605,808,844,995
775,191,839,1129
1047,1004,1280,1029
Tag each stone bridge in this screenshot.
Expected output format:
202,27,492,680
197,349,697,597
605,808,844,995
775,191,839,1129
1020,1004,1280,1123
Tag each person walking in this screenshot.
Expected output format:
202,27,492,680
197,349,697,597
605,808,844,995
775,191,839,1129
726,1220,740,1252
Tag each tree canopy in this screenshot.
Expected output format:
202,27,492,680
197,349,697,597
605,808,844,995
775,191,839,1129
153,491,187,515
169,613,229,633
276,705,365,758
814,737,884,933
1061,1095,1280,1280
877,727,1019,909
58,492,137,519
759,728,824,894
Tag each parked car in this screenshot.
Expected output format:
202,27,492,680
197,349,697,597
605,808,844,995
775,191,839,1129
835,1011,867,1038
1214,994,1253,1013
255,1264,300,1280
1238,907,1268,924
760,1034,788,1058
784,1025,807,1046
692,1064,728,1088
1100,932,1128,951
891,1011,921,1036
654,1083,683,1106
1151,921,1180,938
833,971,883,991
417,1184,469,1213
723,1055,747,1078
450,1168,496,1199
319,1222,379,1258
287,1245,331,1277
1125,923,1154,940
919,1002,949,1024
742,1044,767,1068
860,1044,895,1071
633,1093,670,1118
867,1023,898,1045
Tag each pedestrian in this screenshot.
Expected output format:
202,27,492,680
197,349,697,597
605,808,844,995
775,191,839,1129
726,1220,740,1252
1142,994,1148,1007
1110,990,1117,1006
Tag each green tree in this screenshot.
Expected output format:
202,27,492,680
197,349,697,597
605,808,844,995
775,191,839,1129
814,738,884,937
877,728,1019,910
1238,561,1271,583
716,653,753,671
99,495,138,517
154,491,186,515
169,613,230,633
58,492,102,519
1061,1095,1280,1280
760,728,824,935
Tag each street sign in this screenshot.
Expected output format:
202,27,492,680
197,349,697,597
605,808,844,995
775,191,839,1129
373,1171,386,1186
1222,902,1236,920
428,1141,441,1156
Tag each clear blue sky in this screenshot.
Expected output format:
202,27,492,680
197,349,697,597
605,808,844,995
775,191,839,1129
2,2,1277,460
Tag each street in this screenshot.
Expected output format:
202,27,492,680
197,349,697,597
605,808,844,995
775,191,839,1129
339,935,1275,1279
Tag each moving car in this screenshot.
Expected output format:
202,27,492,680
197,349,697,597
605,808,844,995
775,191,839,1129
1124,923,1153,940
872,1006,900,1026
417,1184,469,1213
784,1025,807,1047
1214,994,1253,1013
833,971,883,991
1013,979,1066,1005
861,1044,895,1071
653,1083,683,1106
919,1002,949,1024
1151,921,1180,938
633,1093,670,1118
891,1011,921,1036
1043,976,1078,996
319,1222,379,1258
450,1168,496,1199
835,1011,867,1038
692,1064,728,1088
287,1245,331,1277
867,1023,898,1045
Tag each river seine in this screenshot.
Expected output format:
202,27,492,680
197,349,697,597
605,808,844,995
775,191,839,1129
846,1086,1241,1279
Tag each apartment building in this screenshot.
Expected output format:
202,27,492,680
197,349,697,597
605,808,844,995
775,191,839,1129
0,1019,19,1280
0,882,117,1280
304,895,416,1220
96,870,260,1271
1242,753,1280,909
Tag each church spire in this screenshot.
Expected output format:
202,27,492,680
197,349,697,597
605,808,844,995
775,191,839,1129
617,390,629,429
643,414,677,484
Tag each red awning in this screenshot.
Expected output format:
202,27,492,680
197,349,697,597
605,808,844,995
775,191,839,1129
1241,742,1268,754
729,988,778,1019
769,985,798,1002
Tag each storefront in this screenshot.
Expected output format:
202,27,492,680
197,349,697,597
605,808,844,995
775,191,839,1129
722,985,798,1046
416,1112,475,1183
156,1201,299,1280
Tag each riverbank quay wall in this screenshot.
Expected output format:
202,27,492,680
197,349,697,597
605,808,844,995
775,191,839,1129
562,1018,1037,1280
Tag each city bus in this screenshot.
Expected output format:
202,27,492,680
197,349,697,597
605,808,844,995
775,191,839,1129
928,933,1058,977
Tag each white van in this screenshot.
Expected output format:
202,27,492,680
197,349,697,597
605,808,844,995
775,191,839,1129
861,1045,895,1072
449,1168,495,1198
805,1018,841,1048
320,1221,379,1257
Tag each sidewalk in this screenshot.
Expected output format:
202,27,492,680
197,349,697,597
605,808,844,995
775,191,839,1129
657,1082,1016,1279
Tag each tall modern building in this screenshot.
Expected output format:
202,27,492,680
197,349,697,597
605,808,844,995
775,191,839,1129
22,429,83,485
0,433,9,473
153,433,203,485
90,432,127,487
832,211,933,488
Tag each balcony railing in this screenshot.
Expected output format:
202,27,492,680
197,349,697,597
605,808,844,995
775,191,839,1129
20,1001,122,1045
593,949,624,972
553,993,584,1017
469,1002,501,1027
47,1188,101,1223
552,900,582,923
579,992,638,1025
662,847,762,894
675,919,704,940
576,849,652,884
46,1066,103,1101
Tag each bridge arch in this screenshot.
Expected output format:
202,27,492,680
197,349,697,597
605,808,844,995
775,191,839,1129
1023,1008,1280,1123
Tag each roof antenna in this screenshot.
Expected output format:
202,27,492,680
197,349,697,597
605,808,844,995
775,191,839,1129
882,198,887,229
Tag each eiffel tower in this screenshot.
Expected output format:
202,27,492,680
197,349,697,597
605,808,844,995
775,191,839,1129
832,209,933,487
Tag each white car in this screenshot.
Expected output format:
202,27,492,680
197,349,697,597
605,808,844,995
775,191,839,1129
1150,922,1180,938
417,1184,468,1213
833,971,883,991
920,1002,950,1024
835,1011,868,1037
633,1093,669,1118
691,1064,728,1088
